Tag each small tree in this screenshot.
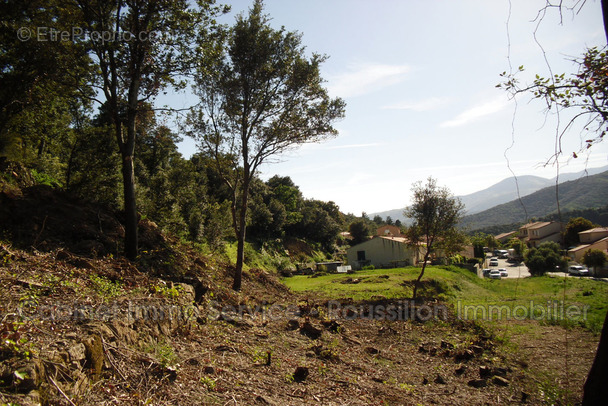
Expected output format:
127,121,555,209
524,241,567,276
349,220,371,246
372,215,384,225
564,217,597,247
405,177,465,300
582,249,608,274
507,237,526,262
190,1,345,290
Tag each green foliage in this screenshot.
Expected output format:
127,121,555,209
0,0,353,273
143,340,178,369
200,376,217,391
189,1,345,289
361,265,375,271
582,249,608,270
30,169,62,188
405,177,465,298
89,274,123,301
153,283,182,301
500,47,608,152
0,320,32,360
564,217,597,247
406,178,465,251
524,242,567,276
506,237,526,260
284,265,608,331
349,220,371,245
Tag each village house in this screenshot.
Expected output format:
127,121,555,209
376,225,404,237
567,227,608,265
495,231,517,244
346,236,420,270
518,221,563,248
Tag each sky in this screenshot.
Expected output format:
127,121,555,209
174,0,608,215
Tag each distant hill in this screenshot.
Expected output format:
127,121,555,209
459,175,551,214
460,170,608,231
370,166,608,223
461,166,608,215
370,207,410,225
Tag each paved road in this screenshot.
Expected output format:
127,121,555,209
546,272,608,282
479,259,608,281
478,257,531,279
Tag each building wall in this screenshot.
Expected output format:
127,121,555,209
346,237,417,270
377,225,402,237
530,222,562,240
569,239,608,262
580,229,608,244
529,232,562,248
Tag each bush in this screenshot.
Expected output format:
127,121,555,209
31,169,62,188
361,265,375,270
524,242,567,276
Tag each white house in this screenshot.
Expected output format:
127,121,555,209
346,236,420,270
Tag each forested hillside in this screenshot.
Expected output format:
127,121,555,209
460,171,608,231
0,1,351,266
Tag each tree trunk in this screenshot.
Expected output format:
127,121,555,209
233,223,245,291
233,177,250,291
412,251,430,301
121,153,138,260
583,310,608,404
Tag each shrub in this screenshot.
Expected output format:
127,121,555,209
524,242,567,276
361,265,375,270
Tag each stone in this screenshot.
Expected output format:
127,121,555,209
67,343,87,363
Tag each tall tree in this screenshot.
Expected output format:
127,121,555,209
0,0,93,159
74,0,226,259
189,1,345,290
564,217,597,247
405,177,465,300
349,220,371,246
582,249,608,274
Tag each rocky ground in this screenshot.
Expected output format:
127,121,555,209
0,184,600,405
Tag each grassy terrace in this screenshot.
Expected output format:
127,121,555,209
282,266,608,333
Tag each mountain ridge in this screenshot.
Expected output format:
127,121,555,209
460,170,608,231
370,165,608,223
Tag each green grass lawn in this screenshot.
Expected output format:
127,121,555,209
282,266,608,333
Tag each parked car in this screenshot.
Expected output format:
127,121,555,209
568,265,589,276
489,259,499,267
489,270,501,279
498,268,508,277
482,269,491,277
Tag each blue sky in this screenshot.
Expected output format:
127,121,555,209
175,0,608,215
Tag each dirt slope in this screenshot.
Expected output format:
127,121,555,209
0,185,599,405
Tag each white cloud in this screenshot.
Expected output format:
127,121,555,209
327,63,411,98
382,97,450,112
440,97,510,128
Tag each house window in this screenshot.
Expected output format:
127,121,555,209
357,251,366,261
